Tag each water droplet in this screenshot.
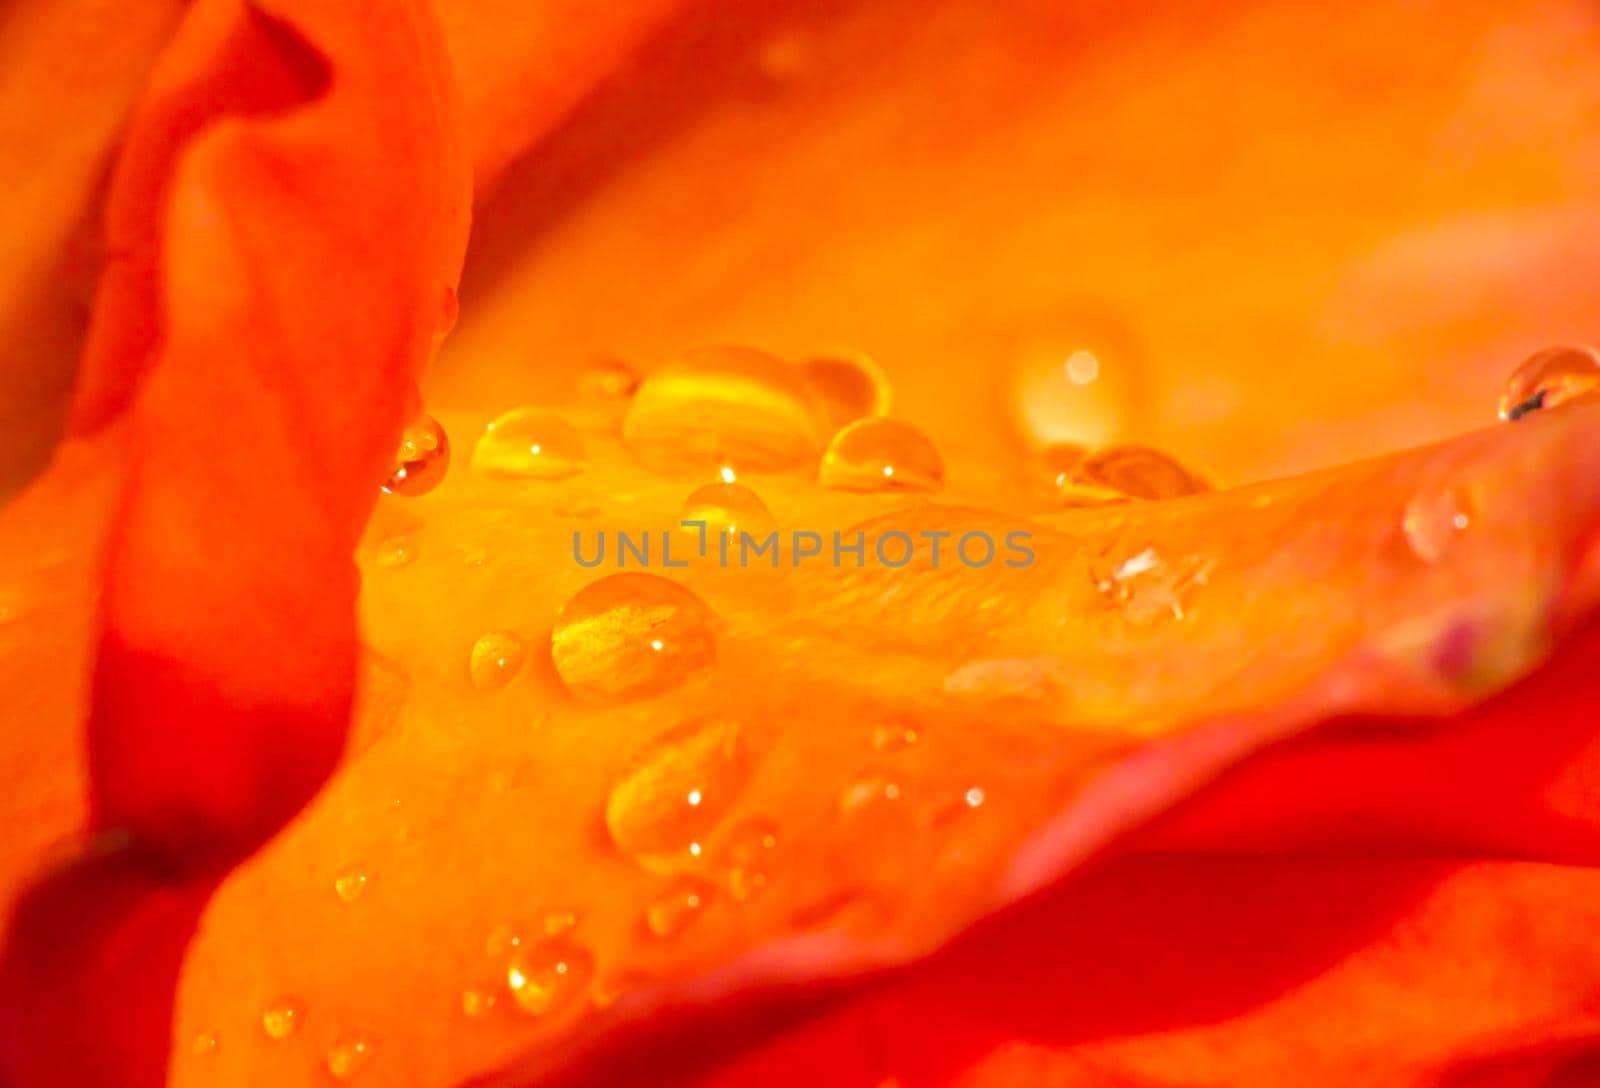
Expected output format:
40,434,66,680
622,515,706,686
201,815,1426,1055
721,819,780,902
543,910,580,936
552,573,717,702
1499,346,1600,421
333,866,369,903
1059,445,1207,506
622,345,829,473
261,1000,303,1040
1039,442,1088,486
472,409,587,480
506,937,595,1017
326,1037,371,1081
839,771,903,813
461,988,498,1019
191,1032,218,1057
374,536,415,569
964,787,986,808
870,721,920,752
1091,546,1214,622
469,630,527,690
606,716,754,871
801,349,892,427
383,414,450,496
1403,486,1472,563
577,357,642,402
677,482,778,545
485,924,522,957
644,876,716,938
819,419,944,493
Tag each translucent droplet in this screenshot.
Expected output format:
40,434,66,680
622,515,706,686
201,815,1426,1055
472,409,587,480
622,345,829,473
721,819,779,902
677,483,779,544
326,1037,371,1081
506,937,595,1017
839,771,903,813
543,910,580,936
461,988,498,1019
606,716,754,870
819,419,944,493
373,536,415,569
484,924,522,957
1498,346,1600,421
1092,546,1214,623
552,573,717,702
382,414,450,496
870,721,920,752
1403,486,1472,564
1059,445,1208,506
261,1000,303,1040
801,349,892,427
644,876,716,938
191,1032,218,1057
333,866,369,903
469,630,527,690
1038,443,1088,490
578,357,642,402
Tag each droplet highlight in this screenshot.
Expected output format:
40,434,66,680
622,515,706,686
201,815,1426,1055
552,573,717,702
382,414,450,496
1498,346,1600,421
469,630,527,690
472,409,587,480
506,938,595,1017
1403,486,1472,564
678,482,778,545
605,716,754,871
819,419,944,493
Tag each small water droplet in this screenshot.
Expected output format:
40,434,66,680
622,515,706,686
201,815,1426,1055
485,924,522,957
472,409,587,480
606,717,754,871
1403,486,1472,563
506,938,595,1017
326,1037,371,1081
191,1032,218,1057
839,771,903,813
677,482,779,545
552,573,717,702
544,910,580,936
469,630,527,690
870,721,920,752
461,988,498,1019
622,345,828,473
374,536,415,569
819,419,944,493
383,414,450,496
577,357,642,402
1499,346,1600,421
333,866,369,903
1091,547,1213,623
261,1000,303,1040
721,819,780,902
644,876,716,938
800,349,892,427
1058,445,1207,506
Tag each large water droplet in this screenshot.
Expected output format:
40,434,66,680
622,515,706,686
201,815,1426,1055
552,573,717,702
677,482,779,545
469,630,527,690
261,1000,303,1040
818,419,944,493
506,937,595,1017
383,414,450,496
1403,486,1471,563
644,876,715,938
801,349,892,427
326,1037,371,1081
472,409,587,480
606,716,754,871
1498,346,1600,421
1058,445,1208,506
622,345,828,473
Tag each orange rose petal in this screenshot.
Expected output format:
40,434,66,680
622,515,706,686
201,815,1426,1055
148,399,1600,1085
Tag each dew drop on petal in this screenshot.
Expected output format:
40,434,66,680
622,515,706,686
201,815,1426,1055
469,630,528,690
721,818,780,902
622,345,829,473
606,717,754,871
333,866,369,903
374,536,415,569
1403,486,1472,564
190,1032,218,1057
506,938,596,1017
644,876,716,939
552,573,717,702
382,414,450,496
461,988,498,1019
839,770,903,813
472,409,587,480
577,357,642,403
543,910,580,936
819,419,944,493
261,1000,303,1040
1498,346,1600,421
800,349,892,427
484,924,522,957
1060,445,1208,505
870,721,920,752
677,482,778,544
326,1037,371,1081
